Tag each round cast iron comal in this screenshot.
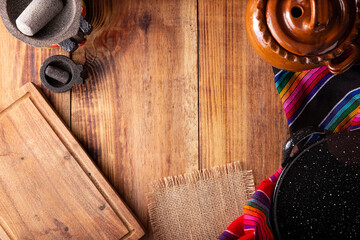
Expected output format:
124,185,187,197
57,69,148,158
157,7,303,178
271,128,360,240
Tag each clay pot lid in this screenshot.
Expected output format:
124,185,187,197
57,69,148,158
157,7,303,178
266,0,357,56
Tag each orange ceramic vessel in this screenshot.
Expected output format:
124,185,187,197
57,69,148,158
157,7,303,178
246,0,360,74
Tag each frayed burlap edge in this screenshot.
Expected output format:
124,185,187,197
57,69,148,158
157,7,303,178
147,161,255,240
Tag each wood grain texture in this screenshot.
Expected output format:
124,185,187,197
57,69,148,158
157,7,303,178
0,83,144,239
0,20,71,126
198,0,289,184
0,1,292,238
0,222,11,240
71,0,199,237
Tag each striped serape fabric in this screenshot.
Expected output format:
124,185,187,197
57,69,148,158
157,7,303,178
217,169,282,240
275,63,360,134
218,62,360,240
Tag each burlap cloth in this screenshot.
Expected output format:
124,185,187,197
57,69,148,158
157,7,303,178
147,162,255,239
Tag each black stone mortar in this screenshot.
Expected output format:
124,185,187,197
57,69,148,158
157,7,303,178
40,55,86,93
0,0,82,47
272,131,360,240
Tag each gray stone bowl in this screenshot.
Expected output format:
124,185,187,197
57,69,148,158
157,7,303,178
0,0,82,47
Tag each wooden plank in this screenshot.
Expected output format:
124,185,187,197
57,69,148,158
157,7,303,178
0,229,11,240
0,221,12,240
0,19,71,126
71,0,198,237
0,83,144,239
198,0,289,185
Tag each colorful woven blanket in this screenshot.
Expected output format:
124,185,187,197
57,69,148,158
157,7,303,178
218,62,360,240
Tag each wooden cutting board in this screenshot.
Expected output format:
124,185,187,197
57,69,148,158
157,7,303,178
0,83,145,239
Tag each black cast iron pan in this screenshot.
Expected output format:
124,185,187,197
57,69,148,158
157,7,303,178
271,128,360,240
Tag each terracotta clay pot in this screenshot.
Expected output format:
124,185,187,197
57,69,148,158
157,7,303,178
246,0,360,74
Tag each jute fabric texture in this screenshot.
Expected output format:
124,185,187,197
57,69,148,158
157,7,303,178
147,162,255,240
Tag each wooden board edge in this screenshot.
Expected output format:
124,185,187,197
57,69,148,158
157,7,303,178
0,217,14,240
2,82,146,239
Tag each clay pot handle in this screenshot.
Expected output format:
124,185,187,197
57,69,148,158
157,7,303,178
326,44,360,75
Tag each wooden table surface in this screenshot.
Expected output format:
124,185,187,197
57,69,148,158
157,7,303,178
0,0,289,238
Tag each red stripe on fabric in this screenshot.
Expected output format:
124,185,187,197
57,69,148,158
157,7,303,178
342,109,360,130
341,118,353,131
280,71,306,101
281,69,314,103
244,207,272,237
241,230,256,240
283,68,322,109
351,111,360,123
243,216,271,240
286,69,328,119
226,215,246,237
352,116,360,121
285,67,328,116
335,107,360,132
244,208,272,238
351,118,360,125
244,206,268,222
257,179,277,197
284,67,327,112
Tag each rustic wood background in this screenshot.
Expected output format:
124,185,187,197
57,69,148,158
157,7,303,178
0,0,289,239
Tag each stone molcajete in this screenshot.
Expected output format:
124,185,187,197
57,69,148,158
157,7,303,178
40,55,87,93
246,0,360,74
0,0,93,53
